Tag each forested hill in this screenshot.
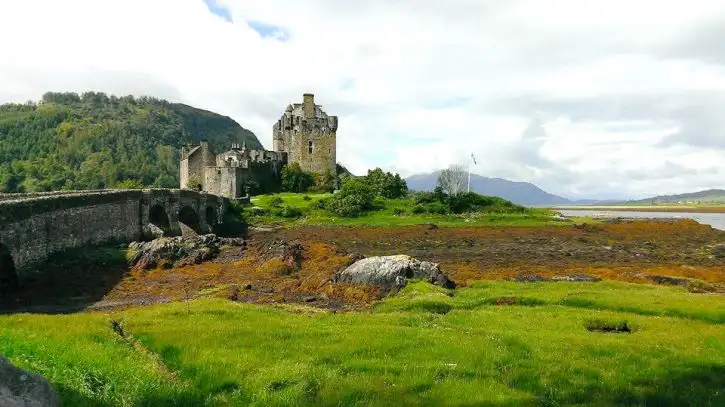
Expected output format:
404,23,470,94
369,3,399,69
0,91,262,192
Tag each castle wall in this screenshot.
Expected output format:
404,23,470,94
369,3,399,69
185,153,205,190
289,128,337,175
180,158,190,189
204,167,244,199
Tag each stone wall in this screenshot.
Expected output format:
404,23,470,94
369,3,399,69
204,167,244,199
0,189,229,280
289,128,337,175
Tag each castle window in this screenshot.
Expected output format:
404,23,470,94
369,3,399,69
308,141,314,154
217,169,222,175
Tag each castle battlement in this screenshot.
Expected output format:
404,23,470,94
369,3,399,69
272,93,338,176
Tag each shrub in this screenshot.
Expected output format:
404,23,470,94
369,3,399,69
281,163,315,193
412,205,426,214
274,205,302,219
326,194,367,217
310,170,336,193
323,177,377,217
365,168,408,199
248,207,269,216
446,192,525,214
423,202,448,215
413,191,437,204
302,195,312,201
268,196,284,208
392,208,406,216
311,199,328,210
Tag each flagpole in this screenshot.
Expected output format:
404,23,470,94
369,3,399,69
467,156,472,193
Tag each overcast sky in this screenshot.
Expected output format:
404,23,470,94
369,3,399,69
1,0,725,199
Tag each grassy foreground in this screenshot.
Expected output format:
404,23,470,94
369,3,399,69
248,193,576,227
2,281,724,406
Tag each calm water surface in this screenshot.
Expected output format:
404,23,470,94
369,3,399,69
558,210,725,231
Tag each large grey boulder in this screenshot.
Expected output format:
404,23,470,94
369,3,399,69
128,234,245,270
0,356,59,407
335,255,455,293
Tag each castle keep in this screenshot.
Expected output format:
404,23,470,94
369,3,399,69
180,93,338,199
273,93,338,175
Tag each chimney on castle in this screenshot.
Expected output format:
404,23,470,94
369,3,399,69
303,93,315,119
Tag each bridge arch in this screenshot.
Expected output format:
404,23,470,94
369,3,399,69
0,242,18,293
149,204,171,237
178,205,201,234
205,206,218,227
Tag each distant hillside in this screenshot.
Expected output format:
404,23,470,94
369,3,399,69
622,189,725,205
405,171,572,205
0,91,262,192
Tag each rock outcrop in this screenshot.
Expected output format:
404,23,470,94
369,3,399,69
335,255,455,293
259,239,303,270
128,234,245,270
514,274,601,283
0,356,59,407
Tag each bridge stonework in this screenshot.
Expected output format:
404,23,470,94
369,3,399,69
0,189,229,282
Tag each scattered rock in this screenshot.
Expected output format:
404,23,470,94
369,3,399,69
335,255,455,293
646,275,689,287
228,285,241,301
128,234,245,271
0,356,60,407
304,296,317,303
585,320,633,334
551,274,602,282
514,274,546,282
712,244,725,259
111,320,125,338
259,239,303,270
515,274,601,283
426,223,439,230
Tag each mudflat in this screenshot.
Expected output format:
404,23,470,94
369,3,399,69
5,219,723,314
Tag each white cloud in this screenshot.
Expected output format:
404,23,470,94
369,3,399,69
1,0,725,199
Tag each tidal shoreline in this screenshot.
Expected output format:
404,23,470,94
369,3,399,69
554,205,725,213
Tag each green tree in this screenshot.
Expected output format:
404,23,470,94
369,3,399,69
115,179,143,189
324,176,376,217
0,92,263,193
281,163,315,193
365,168,408,199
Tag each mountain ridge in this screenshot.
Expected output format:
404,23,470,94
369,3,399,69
405,171,573,205
619,189,725,204
0,91,262,192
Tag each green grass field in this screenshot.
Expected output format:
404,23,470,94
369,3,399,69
248,193,582,227
2,281,723,406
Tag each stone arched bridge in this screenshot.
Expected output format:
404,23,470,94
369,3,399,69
0,189,230,289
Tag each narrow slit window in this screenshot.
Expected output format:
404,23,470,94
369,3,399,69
308,141,314,154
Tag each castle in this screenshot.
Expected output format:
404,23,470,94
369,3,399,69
180,93,338,199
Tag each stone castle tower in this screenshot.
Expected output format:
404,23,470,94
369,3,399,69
180,93,337,199
272,93,338,176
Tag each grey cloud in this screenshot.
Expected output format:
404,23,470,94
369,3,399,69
479,91,725,150
659,15,725,66
624,161,699,181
